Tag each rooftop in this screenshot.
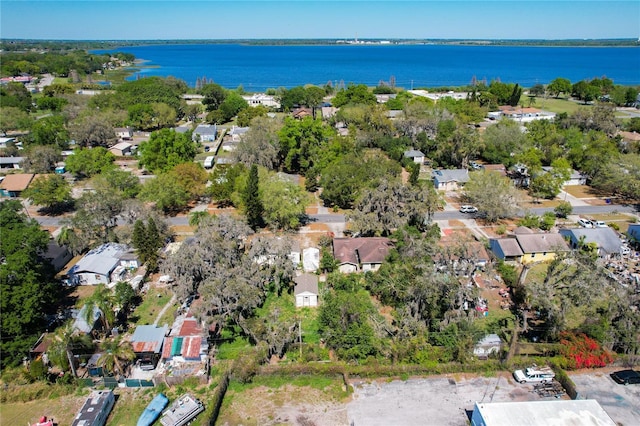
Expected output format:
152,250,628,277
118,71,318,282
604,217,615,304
473,399,616,426
131,324,168,354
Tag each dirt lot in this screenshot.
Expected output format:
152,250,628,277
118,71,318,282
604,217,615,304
218,384,348,426
569,369,640,426
347,372,561,426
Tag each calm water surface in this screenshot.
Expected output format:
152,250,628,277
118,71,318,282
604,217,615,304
93,44,640,90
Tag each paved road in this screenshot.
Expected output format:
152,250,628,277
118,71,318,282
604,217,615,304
33,203,638,228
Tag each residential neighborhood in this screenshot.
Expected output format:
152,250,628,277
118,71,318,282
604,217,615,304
1,41,640,426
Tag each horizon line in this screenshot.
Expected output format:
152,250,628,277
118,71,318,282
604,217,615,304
2,37,639,42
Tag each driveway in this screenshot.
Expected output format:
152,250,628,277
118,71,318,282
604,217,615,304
569,370,640,426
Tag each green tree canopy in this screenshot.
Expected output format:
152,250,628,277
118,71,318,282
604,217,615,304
138,128,198,173
23,174,73,213
1,201,59,369
28,115,69,149
463,170,520,222
332,84,377,107
65,147,116,178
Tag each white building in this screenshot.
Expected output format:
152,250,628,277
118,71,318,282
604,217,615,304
67,243,138,286
242,93,281,109
471,400,616,426
294,273,319,308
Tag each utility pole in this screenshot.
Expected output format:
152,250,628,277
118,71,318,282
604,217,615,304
298,319,302,359
411,80,414,90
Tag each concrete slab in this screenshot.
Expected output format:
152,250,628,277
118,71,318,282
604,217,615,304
347,373,560,426
570,371,640,426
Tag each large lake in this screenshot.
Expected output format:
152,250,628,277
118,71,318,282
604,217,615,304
93,44,640,90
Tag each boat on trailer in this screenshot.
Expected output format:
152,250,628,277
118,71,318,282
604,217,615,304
137,393,170,426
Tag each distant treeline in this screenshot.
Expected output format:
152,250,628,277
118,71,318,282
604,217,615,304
2,38,639,51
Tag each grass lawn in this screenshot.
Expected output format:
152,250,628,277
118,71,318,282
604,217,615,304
0,392,87,426
563,185,610,199
131,287,172,326
532,97,588,115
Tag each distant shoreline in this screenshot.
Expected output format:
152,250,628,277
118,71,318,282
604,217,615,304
3,38,639,49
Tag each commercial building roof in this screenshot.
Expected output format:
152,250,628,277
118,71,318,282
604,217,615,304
472,399,616,426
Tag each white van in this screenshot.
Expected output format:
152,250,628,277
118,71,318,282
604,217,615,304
204,156,214,169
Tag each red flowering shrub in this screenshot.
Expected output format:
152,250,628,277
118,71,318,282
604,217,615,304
559,332,613,369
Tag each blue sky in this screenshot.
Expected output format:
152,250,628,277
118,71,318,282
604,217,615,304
1,1,639,40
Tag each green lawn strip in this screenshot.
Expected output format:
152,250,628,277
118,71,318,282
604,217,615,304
216,335,252,360
533,97,589,114
132,287,171,325
156,302,179,328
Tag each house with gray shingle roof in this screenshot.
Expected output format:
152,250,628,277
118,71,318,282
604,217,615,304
403,149,425,164
294,273,319,307
432,169,470,191
490,231,569,264
560,227,624,258
192,124,217,142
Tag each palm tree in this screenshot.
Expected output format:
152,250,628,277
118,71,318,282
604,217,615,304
82,285,115,333
48,322,95,377
98,336,135,377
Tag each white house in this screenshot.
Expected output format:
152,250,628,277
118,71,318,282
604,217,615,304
294,274,319,308
192,124,217,142
473,334,502,359
403,149,425,164
114,127,133,140
68,243,138,285
432,169,470,191
242,93,281,109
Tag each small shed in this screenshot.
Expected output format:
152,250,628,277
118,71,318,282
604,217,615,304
403,149,425,164
109,142,133,157
473,334,502,359
294,274,319,308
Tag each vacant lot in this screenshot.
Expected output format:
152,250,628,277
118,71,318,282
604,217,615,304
570,370,640,426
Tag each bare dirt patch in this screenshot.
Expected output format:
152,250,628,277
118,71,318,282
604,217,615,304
218,385,348,426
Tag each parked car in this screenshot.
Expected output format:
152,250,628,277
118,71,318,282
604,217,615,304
610,369,640,385
594,220,607,228
577,218,593,228
460,205,478,213
513,365,555,384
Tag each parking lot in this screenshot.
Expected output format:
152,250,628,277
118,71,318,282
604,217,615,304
347,372,564,426
570,370,640,426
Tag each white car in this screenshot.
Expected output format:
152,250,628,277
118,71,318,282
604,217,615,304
577,218,593,228
460,205,478,213
513,366,555,384
594,220,607,228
